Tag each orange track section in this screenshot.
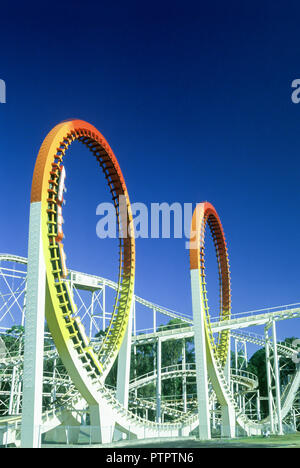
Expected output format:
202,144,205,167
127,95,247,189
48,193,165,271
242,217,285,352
190,202,231,365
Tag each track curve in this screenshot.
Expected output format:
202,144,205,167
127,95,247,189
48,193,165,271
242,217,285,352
31,120,135,405
190,202,231,365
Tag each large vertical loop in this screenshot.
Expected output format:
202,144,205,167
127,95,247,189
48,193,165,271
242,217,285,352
190,202,231,366
30,120,135,401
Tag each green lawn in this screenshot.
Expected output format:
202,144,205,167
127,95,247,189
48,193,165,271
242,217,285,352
41,432,300,449
97,433,300,449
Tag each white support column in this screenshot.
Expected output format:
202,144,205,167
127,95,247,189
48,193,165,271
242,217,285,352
272,320,283,435
257,390,261,421
221,405,236,438
16,287,27,414
51,357,57,405
234,339,238,369
190,269,211,440
292,407,296,431
70,271,74,296
114,298,134,441
89,291,94,339
234,338,239,404
153,308,157,376
89,404,114,444
21,279,27,328
21,202,46,448
244,340,248,367
102,283,106,331
9,366,17,415
212,395,216,430
265,324,275,433
156,337,162,423
133,298,137,401
221,341,236,440
133,296,136,337
16,375,22,415
153,307,157,333
182,339,187,413
116,298,134,409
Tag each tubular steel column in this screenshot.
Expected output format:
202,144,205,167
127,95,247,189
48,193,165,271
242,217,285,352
21,202,46,448
8,366,17,415
51,357,57,405
116,297,134,410
190,268,211,440
89,291,95,339
153,307,157,333
156,337,162,423
102,282,106,331
189,203,233,440
265,324,275,433
133,295,136,337
133,298,137,401
257,389,261,421
113,298,135,442
272,320,283,434
90,404,114,444
234,339,240,409
182,339,187,413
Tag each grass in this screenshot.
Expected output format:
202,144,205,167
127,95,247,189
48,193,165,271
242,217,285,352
96,432,300,449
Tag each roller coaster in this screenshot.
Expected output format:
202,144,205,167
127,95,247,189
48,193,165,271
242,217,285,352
0,120,299,447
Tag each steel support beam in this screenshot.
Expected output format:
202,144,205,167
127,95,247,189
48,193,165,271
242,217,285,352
272,320,283,434
116,298,134,409
21,202,46,448
156,337,162,423
265,324,275,433
190,269,211,440
182,339,187,413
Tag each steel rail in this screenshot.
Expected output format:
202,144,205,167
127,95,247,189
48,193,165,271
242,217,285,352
128,364,258,392
0,254,192,324
29,120,136,401
190,202,231,366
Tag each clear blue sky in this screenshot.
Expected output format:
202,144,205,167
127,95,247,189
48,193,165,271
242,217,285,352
0,0,300,341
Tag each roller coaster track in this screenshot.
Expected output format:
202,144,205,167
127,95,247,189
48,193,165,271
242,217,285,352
1,120,299,445
0,119,202,444
188,202,300,436
1,251,300,443
132,303,300,344
230,330,295,358
1,253,299,339
1,323,298,442
0,254,191,325
0,388,84,447
0,360,260,445
129,397,189,420
128,364,258,393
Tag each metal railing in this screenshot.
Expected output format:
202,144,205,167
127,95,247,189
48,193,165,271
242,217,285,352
210,302,300,323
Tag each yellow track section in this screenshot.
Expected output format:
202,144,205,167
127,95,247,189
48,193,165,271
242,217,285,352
31,120,135,401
